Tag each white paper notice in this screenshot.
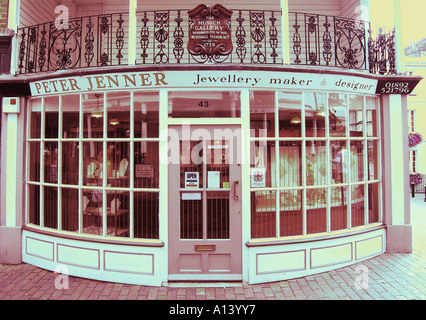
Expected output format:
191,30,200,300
208,171,220,189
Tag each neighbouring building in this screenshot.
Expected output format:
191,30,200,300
405,38,426,187
0,0,422,286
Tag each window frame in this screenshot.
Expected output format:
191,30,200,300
249,90,382,240
26,91,161,240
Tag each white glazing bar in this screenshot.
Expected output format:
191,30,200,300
301,92,307,236
57,96,63,231
129,91,135,238
275,91,280,237
159,89,169,242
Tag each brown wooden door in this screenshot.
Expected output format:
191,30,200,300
168,125,242,280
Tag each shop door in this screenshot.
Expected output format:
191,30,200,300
168,125,242,280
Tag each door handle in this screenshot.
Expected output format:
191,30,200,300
234,180,239,200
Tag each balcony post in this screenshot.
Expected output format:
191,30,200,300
280,0,290,65
7,0,18,75
128,0,137,65
393,0,405,73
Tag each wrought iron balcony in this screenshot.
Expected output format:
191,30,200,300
16,9,396,75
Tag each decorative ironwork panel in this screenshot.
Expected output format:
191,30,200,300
48,18,82,71
250,11,266,63
368,27,396,75
334,17,367,70
154,11,170,64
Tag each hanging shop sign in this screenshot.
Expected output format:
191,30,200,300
29,70,421,96
187,4,233,62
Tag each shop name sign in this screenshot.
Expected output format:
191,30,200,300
30,70,384,96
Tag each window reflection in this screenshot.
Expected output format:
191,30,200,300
250,91,275,137
305,92,326,137
328,93,347,137
278,92,302,137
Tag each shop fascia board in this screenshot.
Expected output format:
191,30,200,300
0,64,422,97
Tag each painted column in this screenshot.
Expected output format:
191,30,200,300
381,94,412,253
280,0,290,65
128,0,137,65
0,97,25,264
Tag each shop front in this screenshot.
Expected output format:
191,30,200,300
0,0,422,286
0,66,410,285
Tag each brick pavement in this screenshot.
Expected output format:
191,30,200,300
0,195,425,301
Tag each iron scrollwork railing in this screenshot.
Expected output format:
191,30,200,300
134,9,282,65
16,9,396,75
18,12,129,74
290,12,370,70
289,12,396,74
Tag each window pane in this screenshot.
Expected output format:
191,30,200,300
28,184,40,225
351,184,365,227
45,96,59,138
43,186,57,229
82,189,103,235
30,98,42,139
62,141,79,185
106,191,130,237
278,91,302,137
250,141,275,188
368,183,380,223
206,140,230,189
28,141,40,182
331,141,348,184
306,141,327,186
306,188,327,234
134,141,159,189
134,191,159,239
61,188,79,232
134,92,159,138
207,191,230,239
83,93,104,138
328,93,347,137
180,140,203,189
350,141,364,182
366,96,379,137
279,141,302,187
251,190,276,238
107,92,130,138
349,94,363,137
305,92,326,137
280,189,302,236
107,142,130,188
367,140,379,180
169,91,240,118
83,141,103,186
250,91,275,137
44,142,58,184
180,192,203,239
62,94,80,139
331,186,348,231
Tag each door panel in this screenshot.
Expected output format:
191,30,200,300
168,125,242,279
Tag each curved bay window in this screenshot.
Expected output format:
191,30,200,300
250,90,381,239
26,91,160,239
